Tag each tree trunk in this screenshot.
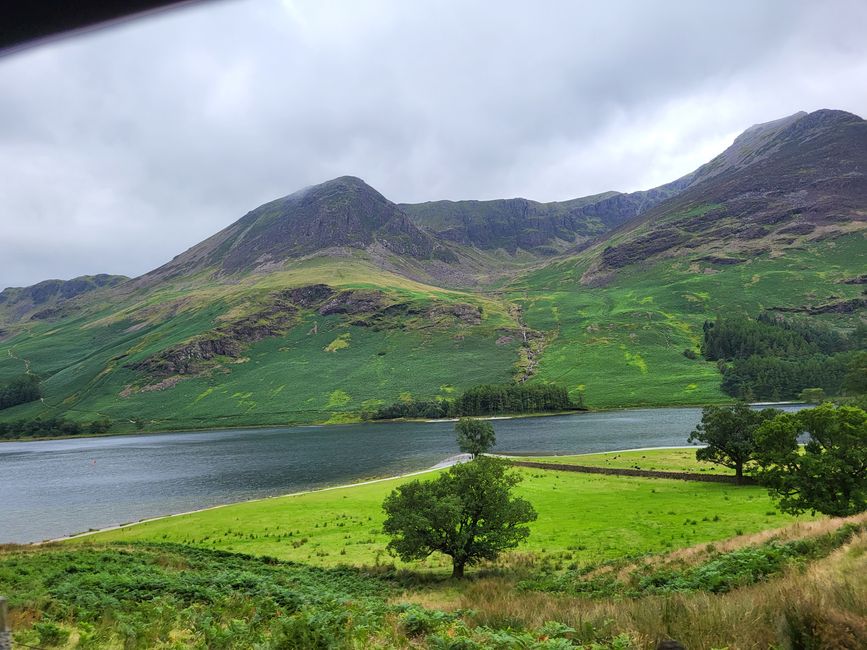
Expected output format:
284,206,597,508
735,463,743,485
451,560,465,579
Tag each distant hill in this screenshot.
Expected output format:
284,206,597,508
0,274,128,326
0,109,863,430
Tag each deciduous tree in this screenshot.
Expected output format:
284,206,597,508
688,403,779,483
754,403,867,516
382,457,536,578
455,417,496,458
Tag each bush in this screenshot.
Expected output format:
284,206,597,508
33,621,70,647
399,606,455,637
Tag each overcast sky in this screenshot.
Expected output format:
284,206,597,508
2,0,866,288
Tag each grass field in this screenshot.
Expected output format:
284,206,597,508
513,447,736,474
80,453,807,572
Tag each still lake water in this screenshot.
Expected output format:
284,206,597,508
0,406,804,543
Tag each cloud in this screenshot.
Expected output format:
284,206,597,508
1,0,866,286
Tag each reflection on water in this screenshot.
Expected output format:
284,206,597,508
0,405,804,543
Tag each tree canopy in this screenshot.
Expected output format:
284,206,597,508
455,417,496,458
701,313,860,400
688,403,779,483
0,374,42,410
369,382,578,420
382,457,537,577
753,403,866,516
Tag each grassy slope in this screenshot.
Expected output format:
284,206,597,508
0,258,521,429
507,233,866,409
81,454,807,571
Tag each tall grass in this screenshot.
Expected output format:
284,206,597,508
398,517,867,649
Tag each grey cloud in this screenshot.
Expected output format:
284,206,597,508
1,0,866,286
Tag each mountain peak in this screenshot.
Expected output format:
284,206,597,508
146,176,451,279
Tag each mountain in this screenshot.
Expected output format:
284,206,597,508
0,274,128,327
0,109,864,431
585,109,867,280
142,176,457,283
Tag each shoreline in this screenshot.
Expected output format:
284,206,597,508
2,401,809,446
37,444,701,546
40,453,473,545
0,401,758,444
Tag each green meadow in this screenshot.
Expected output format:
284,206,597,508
80,452,806,572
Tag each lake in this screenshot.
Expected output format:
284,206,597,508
0,405,805,543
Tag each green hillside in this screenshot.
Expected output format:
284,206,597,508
0,259,522,430
507,233,866,408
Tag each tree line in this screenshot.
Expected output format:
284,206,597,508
0,416,111,439
0,374,42,410
367,382,581,420
701,314,865,400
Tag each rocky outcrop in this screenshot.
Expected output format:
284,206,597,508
601,229,685,268
282,284,334,307
698,255,746,265
131,336,245,376
428,303,482,325
318,290,387,316
778,223,817,235
771,297,867,315
129,293,303,376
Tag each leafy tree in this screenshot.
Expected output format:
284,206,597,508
0,374,42,410
701,313,859,400
455,417,496,458
842,351,867,395
382,457,537,577
799,387,827,404
754,403,867,516
371,382,579,420
0,416,88,439
688,403,779,483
